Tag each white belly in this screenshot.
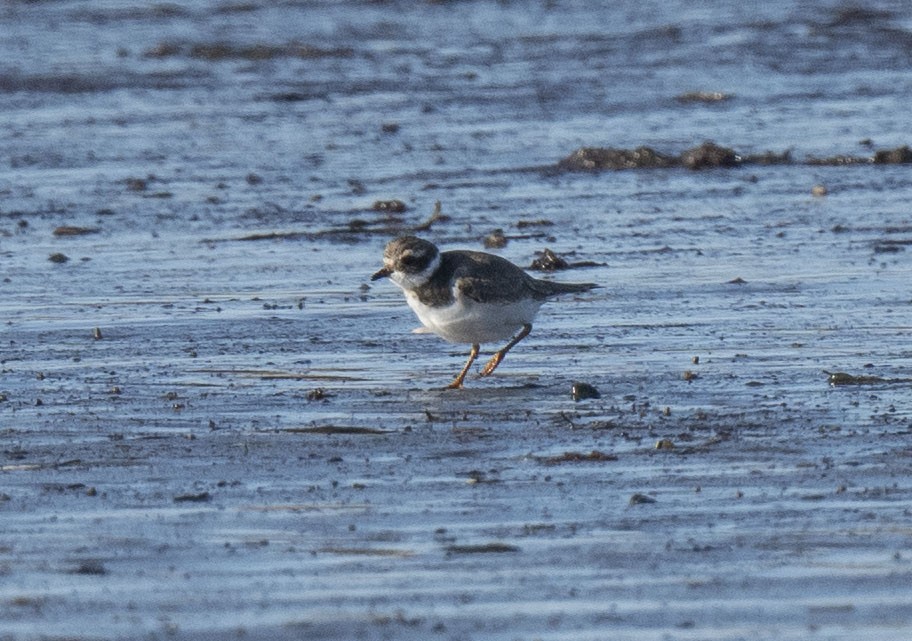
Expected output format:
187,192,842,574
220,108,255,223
405,291,542,344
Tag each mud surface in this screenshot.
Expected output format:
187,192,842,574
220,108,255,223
2,2,912,640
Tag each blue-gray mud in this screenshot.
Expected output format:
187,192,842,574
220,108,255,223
1,2,911,640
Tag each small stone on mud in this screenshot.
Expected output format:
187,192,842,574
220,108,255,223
571,382,600,401
93,327,103,340
372,199,407,213
655,439,675,450
48,252,69,264
629,493,657,505
306,388,330,401
530,248,569,271
811,184,828,197
483,228,507,248
682,370,698,381
124,177,148,192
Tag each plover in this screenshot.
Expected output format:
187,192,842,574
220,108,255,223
371,235,597,388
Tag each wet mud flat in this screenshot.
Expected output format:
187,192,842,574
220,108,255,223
3,1,912,640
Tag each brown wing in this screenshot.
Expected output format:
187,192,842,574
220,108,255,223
445,250,539,304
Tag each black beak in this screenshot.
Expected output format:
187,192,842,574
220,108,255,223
371,266,392,281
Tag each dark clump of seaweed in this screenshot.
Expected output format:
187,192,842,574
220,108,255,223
557,141,912,172
557,146,677,171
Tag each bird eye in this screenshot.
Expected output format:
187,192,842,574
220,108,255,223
400,252,422,267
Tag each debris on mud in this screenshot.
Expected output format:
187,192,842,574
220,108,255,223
412,200,449,232
872,240,909,253
680,141,740,169
516,219,554,229
557,141,912,171
53,226,99,236
173,492,211,503
539,450,618,465
824,371,912,386
873,145,912,164
529,248,601,271
372,199,408,214
463,470,498,485
675,91,733,104
806,154,869,166
281,425,393,435
318,547,415,558
144,41,353,61
67,560,108,575
530,248,569,270
557,146,676,171
444,543,520,555
571,382,601,401
306,388,332,402
742,149,792,165
124,176,149,191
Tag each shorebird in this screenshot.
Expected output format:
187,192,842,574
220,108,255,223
371,235,596,388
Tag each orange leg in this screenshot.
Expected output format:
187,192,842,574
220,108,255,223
446,343,480,389
480,324,532,378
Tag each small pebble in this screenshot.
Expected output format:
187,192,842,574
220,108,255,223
571,382,601,401
483,228,507,249
811,184,827,197
372,199,407,213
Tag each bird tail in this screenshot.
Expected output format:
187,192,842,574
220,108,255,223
531,279,598,298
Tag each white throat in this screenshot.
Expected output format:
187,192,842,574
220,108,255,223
390,252,440,291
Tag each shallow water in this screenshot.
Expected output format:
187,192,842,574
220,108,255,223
2,1,912,640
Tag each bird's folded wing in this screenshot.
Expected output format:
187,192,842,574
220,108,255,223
456,275,529,304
